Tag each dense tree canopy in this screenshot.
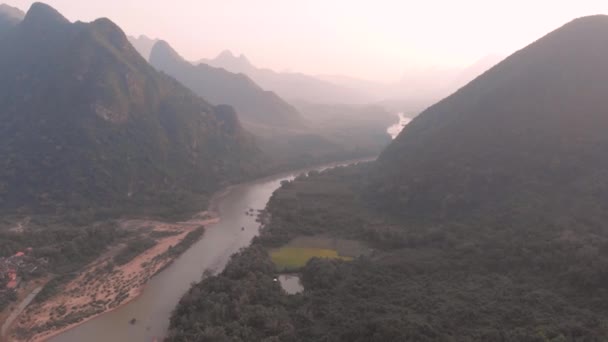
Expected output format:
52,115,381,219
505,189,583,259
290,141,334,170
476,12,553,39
167,15,608,342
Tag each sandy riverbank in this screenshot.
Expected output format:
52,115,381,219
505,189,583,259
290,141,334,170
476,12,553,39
6,213,219,342
3,157,376,342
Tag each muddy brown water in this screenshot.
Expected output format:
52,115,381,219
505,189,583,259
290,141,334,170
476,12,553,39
49,159,370,342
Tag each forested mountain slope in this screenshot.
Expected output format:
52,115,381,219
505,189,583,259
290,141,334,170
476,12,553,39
373,15,608,223
0,3,263,219
167,15,608,342
151,41,303,128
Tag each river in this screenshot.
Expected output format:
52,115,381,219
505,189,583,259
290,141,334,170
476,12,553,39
387,112,412,139
49,159,370,342
48,112,408,342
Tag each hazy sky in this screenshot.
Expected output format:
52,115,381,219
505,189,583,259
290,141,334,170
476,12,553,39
6,0,608,81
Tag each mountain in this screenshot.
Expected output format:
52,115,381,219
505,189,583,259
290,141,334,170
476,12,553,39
374,15,608,221
198,49,255,74
0,3,263,219
153,41,395,171
168,15,608,342
446,54,504,92
0,3,24,33
127,34,158,61
150,41,302,127
201,50,374,104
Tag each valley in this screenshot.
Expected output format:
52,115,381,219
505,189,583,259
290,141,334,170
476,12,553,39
45,159,372,342
0,3,401,340
163,14,608,342
2,1,607,341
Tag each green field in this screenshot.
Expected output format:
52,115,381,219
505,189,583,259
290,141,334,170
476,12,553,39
270,247,353,271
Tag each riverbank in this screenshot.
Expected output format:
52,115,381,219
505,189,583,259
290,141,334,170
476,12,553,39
6,213,219,342
5,157,376,342
0,281,45,341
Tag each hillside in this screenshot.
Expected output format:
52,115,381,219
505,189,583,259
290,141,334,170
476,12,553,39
0,3,24,33
0,3,263,219
167,15,608,341
150,40,303,127
374,15,608,221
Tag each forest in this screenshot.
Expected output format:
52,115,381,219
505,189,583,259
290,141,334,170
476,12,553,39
167,165,608,341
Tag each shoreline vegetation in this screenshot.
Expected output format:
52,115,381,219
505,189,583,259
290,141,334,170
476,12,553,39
167,157,608,341
8,215,217,342
0,156,378,342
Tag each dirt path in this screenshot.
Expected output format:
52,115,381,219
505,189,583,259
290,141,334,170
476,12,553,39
1,286,42,338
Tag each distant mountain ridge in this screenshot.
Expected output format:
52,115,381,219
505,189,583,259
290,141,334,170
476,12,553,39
199,49,502,109
0,3,25,33
152,40,394,172
0,3,24,19
150,40,303,127
198,50,255,74
128,34,159,61
200,50,374,104
0,2,263,218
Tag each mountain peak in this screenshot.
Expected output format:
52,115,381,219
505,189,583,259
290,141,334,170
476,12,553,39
237,53,250,63
90,17,133,52
23,2,68,28
215,49,251,64
0,11,263,217
0,3,25,20
150,40,184,63
569,14,608,24
209,49,254,74
127,34,159,61
549,14,608,38
375,13,608,219
217,49,235,59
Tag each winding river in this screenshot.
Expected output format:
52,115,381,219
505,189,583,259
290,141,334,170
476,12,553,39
48,113,407,342
49,160,370,342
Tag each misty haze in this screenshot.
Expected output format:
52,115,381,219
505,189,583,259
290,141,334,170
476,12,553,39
1,1,607,341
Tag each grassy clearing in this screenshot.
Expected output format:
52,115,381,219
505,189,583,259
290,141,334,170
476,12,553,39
287,236,370,257
270,247,352,271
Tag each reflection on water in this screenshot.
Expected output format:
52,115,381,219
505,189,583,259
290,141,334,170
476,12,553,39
278,274,303,295
387,112,412,139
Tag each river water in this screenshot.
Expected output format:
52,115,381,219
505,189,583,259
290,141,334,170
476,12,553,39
387,112,412,139
50,160,370,342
